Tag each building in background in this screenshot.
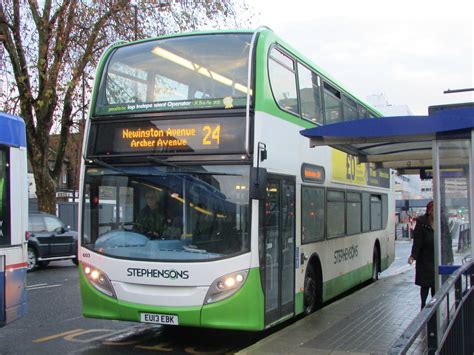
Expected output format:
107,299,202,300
366,93,428,199
366,93,413,116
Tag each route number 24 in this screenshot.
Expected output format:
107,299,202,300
202,125,221,145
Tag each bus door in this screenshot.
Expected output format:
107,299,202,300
260,175,295,325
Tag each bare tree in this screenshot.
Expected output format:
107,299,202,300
0,0,249,213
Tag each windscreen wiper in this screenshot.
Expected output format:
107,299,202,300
87,157,167,177
147,156,181,169
86,157,126,174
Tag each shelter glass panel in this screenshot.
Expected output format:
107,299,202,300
437,139,471,267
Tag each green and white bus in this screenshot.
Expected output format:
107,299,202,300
79,28,395,331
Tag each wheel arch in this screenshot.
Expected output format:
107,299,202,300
306,252,323,281
303,252,324,313
373,239,381,267
372,239,381,280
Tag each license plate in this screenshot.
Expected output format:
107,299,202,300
140,313,179,325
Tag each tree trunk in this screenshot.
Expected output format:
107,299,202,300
30,156,56,214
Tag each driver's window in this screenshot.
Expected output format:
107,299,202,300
45,216,63,232
119,186,134,224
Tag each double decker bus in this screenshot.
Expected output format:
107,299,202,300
0,112,28,327
79,28,395,330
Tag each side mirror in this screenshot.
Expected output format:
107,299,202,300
250,167,267,200
54,226,65,234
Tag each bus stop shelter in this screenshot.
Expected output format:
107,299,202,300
300,103,474,353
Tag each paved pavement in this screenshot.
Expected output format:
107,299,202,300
238,266,423,355
239,241,470,355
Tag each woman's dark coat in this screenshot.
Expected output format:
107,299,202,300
411,214,435,287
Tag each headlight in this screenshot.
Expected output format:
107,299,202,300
204,269,249,305
82,263,116,298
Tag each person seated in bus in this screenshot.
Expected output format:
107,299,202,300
164,217,183,240
136,189,166,239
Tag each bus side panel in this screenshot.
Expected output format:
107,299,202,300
1,147,28,327
4,263,27,325
9,148,28,246
382,191,396,271
0,255,4,326
323,263,372,301
201,267,264,331
294,291,304,315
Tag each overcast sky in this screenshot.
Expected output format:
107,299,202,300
247,0,473,115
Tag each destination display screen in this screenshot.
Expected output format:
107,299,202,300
88,117,246,156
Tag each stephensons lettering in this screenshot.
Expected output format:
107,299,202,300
127,267,189,279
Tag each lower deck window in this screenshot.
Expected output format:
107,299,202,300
301,186,325,243
346,192,361,235
327,190,345,238
370,195,382,230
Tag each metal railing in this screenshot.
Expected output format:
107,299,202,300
389,260,473,355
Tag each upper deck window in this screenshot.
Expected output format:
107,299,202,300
297,63,323,124
323,82,342,124
95,34,252,115
269,47,299,115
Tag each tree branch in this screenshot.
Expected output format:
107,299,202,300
52,0,129,178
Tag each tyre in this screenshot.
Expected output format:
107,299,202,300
372,247,380,281
303,265,322,315
27,247,38,272
72,257,79,266
38,261,50,268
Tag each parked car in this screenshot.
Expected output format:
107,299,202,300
27,212,78,271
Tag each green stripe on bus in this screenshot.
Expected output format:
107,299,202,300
323,257,389,301
80,266,265,330
294,256,390,314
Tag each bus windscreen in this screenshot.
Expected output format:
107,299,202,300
94,33,252,115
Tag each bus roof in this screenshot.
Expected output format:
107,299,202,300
0,112,27,148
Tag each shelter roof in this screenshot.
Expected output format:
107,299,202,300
300,105,474,173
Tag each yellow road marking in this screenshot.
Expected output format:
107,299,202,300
33,329,84,343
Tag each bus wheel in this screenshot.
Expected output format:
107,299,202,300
304,265,322,315
27,247,38,272
372,247,380,281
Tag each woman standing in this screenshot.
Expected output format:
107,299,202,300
408,201,435,309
